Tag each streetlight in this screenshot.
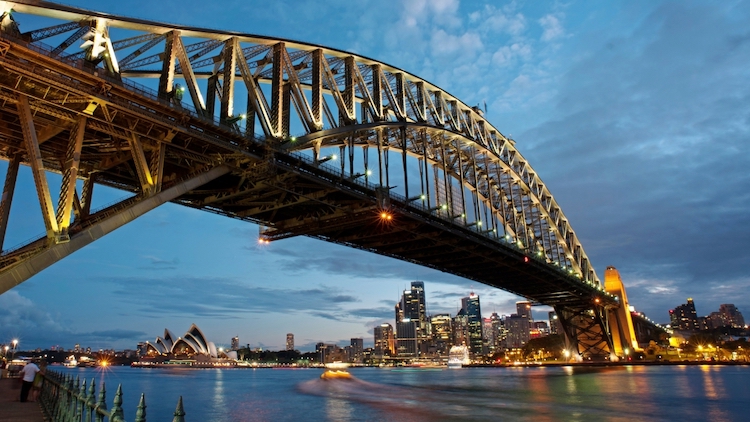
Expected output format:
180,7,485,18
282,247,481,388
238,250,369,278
11,339,18,360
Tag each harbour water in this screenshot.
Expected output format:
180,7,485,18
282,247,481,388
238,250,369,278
57,365,749,421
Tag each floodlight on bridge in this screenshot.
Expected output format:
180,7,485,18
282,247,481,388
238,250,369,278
407,194,426,202
225,114,246,124
317,154,337,164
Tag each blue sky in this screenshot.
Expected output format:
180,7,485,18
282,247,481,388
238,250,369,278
1,0,749,352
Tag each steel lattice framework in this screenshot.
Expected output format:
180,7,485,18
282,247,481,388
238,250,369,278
0,0,625,357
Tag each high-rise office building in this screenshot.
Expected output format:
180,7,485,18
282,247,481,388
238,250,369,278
504,314,531,348
670,298,699,331
230,336,240,351
430,314,453,355
719,304,746,328
374,323,395,357
462,293,484,356
548,311,561,335
516,301,532,320
286,333,294,351
400,282,429,339
453,309,468,347
350,338,364,362
396,320,419,357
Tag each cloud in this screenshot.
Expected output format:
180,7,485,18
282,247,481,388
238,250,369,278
517,0,750,321
0,291,146,349
138,255,180,270
539,14,564,42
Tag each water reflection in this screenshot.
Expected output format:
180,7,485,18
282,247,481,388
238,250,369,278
56,365,750,422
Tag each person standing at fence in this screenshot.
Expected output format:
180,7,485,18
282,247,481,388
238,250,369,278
30,360,46,401
18,360,40,402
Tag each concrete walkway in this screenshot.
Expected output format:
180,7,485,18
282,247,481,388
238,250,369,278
0,378,45,422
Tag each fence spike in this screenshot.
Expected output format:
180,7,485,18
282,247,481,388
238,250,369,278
85,378,96,422
172,396,185,422
135,393,147,422
95,381,107,422
111,384,125,421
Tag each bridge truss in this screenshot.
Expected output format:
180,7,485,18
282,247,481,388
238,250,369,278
0,0,621,357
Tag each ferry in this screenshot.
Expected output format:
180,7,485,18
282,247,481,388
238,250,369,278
63,355,78,368
448,345,471,369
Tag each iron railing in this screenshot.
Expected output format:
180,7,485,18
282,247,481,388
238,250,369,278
40,369,187,422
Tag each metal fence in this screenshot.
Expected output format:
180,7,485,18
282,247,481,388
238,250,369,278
40,370,187,422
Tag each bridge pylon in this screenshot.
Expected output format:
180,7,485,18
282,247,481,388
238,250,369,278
604,266,640,356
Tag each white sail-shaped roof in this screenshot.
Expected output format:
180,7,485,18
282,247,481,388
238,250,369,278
163,329,177,350
187,324,209,354
207,341,218,358
153,337,168,354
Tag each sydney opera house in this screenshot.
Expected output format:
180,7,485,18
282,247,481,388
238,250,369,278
142,324,231,359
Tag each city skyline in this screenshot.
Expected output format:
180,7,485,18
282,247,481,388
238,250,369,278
1,0,749,351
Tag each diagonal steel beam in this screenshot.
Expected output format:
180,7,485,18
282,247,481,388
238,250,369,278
55,115,86,238
0,165,230,295
0,153,20,250
16,94,59,239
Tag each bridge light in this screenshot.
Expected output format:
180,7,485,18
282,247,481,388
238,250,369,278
317,154,337,164
366,169,372,176
595,298,600,304
523,256,529,263
380,211,393,221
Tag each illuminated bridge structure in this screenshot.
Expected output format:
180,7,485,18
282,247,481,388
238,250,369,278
0,1,649,358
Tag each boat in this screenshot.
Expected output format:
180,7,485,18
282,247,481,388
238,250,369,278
63,355,78,368
320,370,352,380
448,345,470,369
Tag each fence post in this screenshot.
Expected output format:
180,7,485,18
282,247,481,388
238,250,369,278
85,378,96,422
134,393,147,422
95,381,107,422
171,396,185,422
111,384,124,421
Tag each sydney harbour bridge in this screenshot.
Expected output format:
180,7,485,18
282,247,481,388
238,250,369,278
0,0,660,358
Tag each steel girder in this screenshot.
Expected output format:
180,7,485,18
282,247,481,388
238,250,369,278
0,1,619,357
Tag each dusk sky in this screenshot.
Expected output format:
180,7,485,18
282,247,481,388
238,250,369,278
1,0,749,352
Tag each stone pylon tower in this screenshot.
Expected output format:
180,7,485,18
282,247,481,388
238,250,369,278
605,266,640,356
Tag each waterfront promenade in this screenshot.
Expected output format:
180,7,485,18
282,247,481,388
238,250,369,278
0,378,44,422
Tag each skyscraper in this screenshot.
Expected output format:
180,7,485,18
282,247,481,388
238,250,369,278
374,323,395,357
670,298,699,331
400,281,428,340
286,333,294,351
396,320,418,357
350,338,364,363
462,293,483,356
504,314,531,348
430,314,453,355
230,336,239,351
516,301,532,320
719,304,746,328
548,311,561,335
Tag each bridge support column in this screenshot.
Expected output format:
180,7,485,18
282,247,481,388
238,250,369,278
604,266,640,356
555,304,614,360
0,152,20,250
0,165,230,295
16,94,60,241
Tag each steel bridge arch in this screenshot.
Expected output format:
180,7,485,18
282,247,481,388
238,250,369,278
0,0,601,287
0,0,632,358
288,122,600,286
